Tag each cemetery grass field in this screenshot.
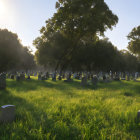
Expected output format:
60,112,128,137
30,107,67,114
0,77,140,140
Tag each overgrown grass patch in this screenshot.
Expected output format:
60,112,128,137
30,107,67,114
0,77,140,139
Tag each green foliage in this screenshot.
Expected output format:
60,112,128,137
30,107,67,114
0,29,35,72
0,77,140,139
34,0,118,70
49,0,118,38
127,26,140,55
34,34,139,72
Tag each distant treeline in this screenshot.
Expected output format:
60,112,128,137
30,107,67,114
33,0,140,72
0,29,35,72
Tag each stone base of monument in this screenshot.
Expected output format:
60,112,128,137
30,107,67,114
0,105,15,123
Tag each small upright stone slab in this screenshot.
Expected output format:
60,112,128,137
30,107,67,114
0,105,15,123
81,76,87,86
52,73,56,81
92,75,98,86
58,75,62,80
20,73,25,81
10,74,15,80
137,110,140,120
0,73,6,90
16,75,20,81
38,74,42,80
26,75,31,80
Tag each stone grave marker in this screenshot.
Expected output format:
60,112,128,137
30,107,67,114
16,75,20,81
126,73,130,81
121,72,126,80
103,75,106,81
38,74,42,80
81,76,87,86
92,75,98,86
64,72,73,82
0,73,6,90
58,75,62,80
114,72,120,81
20,72,25,81
52,72,56,81
46,72,49,79
10,74,14,80
0,105,15,123
137,110,140,120
26,75,31,80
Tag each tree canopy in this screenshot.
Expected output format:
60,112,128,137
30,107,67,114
34,0,118,71
0,29,35,72
127,25,140,55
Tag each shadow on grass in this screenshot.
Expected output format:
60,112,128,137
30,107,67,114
98,80,140,95
7,79,95,92
0,90,81,140
7,79,140,96
1,80,140,139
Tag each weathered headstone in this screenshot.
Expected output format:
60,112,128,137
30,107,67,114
81,76,87,86
92,75,98,86
16,75,20,81
46,72,49,79
7,73,11,79
87,73,91,80
58,75,62,80
126,73,130,81
0,105,15,123
64,72,73,82
26,75,31,80
137,110,140,120
38,74,42,80
103,75,106,81
121,72,126,80
20,73,25,81
75,73,80,80
114,72,120,81
0,73,6,90
52,72,56,81
10,74,14,80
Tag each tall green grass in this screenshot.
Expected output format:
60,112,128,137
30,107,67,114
0,77,140,140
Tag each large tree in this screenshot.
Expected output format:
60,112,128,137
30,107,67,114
0,29,35,72
127,25,140,55
34,0,118,70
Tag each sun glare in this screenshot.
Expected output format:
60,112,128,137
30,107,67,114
0,1,5,16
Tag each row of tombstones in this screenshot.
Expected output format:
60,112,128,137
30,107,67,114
37,72,138,82
38,72,73,82
8,73,31,81
6,71,139,83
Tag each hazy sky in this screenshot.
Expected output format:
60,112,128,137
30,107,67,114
0,0,140,53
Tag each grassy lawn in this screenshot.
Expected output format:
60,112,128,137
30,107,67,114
0,77,140,140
